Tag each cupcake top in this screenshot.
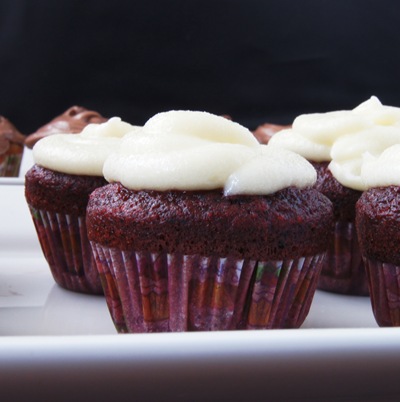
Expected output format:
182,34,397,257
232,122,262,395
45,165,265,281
103,110,317,196
32,117,138,176
0,116,25,155
24,105,108,149
269,96,400,191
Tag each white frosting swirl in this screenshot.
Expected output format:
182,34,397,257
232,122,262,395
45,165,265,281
330,126,400,190
269,96,400,190
224,145,317,195
103,110,317,195
33,117,138,176
361,144,400,188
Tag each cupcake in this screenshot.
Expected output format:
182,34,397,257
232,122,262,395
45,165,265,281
356,144,400,326
0,115,25,177
268,96,400,295
24,105,107,149
25,117,136,295
86,110,333,333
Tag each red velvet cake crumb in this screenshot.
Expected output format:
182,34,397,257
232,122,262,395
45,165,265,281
312,161,362,221
356,186,400,266
86,182,334,260
25,164,107,215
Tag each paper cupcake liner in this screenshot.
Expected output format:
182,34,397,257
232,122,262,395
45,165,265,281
90,243,325,333
0,153,22,177
28,206,103,295
317,221,368,295
363,258,400,327
246,254,324,329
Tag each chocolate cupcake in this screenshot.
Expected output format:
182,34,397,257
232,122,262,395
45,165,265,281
0,115,25,177
24,105,107,149
269,96,400,295
356,144,400,326
25,117,136,295
87,110,333,333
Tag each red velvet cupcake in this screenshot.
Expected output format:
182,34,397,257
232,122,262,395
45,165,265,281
253,120,366,294
254,121,367,294
25,115,135,295
312,162,366,294
267,96,400,295
356,144,400,326
87,111,333,333
356,186,400,326
26,165,107,294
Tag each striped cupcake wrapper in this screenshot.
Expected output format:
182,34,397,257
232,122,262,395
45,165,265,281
364,258,400,327
28,206,103,295
318,221,369,295
91,243,325,333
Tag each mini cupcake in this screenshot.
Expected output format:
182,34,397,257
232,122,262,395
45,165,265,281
356,144,400,326
24,105,107,149
87,110,333,333
268,96,400,295
25,116,136,296
0,115,25,177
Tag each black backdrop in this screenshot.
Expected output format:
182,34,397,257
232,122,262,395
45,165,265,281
1,0,400,134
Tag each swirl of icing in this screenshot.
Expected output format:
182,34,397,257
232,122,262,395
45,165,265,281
103,110,316,195
32,117,138,176
25,105,108,149
269,96,400,191
360,144,400,188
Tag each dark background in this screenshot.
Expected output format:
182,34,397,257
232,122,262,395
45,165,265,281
1,0,400,134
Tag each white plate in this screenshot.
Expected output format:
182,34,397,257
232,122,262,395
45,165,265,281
1,170,400,401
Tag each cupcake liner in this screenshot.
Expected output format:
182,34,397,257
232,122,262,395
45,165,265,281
28,205,103,295
317,221,369,295
90,243,325,333
0,153,22,177
246,254,324,329
363,258,400,327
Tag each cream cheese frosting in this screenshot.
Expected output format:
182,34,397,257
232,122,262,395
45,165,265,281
103,110,317,195
361,144,400,188
33,117,138,176
269,96,400,191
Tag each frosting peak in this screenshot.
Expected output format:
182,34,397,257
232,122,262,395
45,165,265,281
144,110,260,147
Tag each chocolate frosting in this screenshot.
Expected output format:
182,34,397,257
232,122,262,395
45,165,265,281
0,116,25,154
252,123,291,144
24,105,107,149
